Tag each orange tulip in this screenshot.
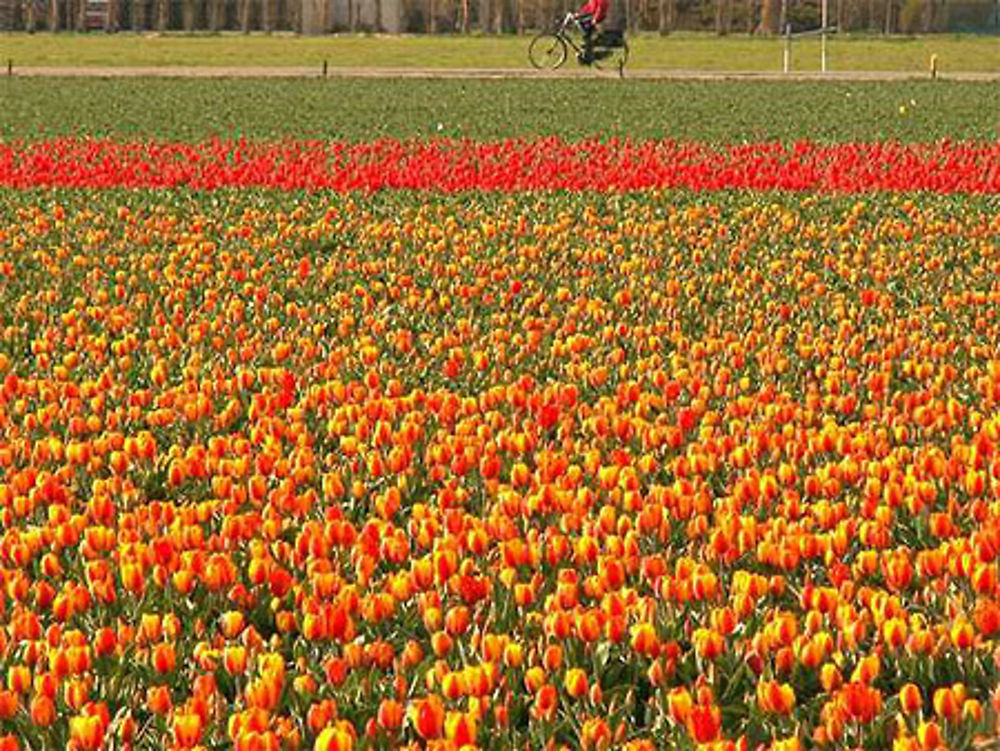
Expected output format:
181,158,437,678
69,715,104,751
147,685,172,715
900,683,923,715
151,642,176,674
224,646,248,675
564,668,588,699
173,713,203,748
29,695,56,727
667,687,693,724
376,699,404,731
932,687,960,722
686,703,721,743
758,680,796,715
314,724,354,751
533,684,558,722
444,712,477,745
411,695,445,740
838,682,882,724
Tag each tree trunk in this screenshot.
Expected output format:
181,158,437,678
182,0,194,29
658,0,666,32
883,0,891,32
25,0,36,31
105,0,118,29
132,0,144,29
778,0,786,30
492,0,501,32
746,0,752,32
8,0,23,31
759,0,776,32
155,0,168,29
284,0,299,30
262,0,272,30
239,0,250,29
207,0,221,29
714,0,723,32
460,0,468,30
516,0,522,32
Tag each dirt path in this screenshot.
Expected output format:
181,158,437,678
8,65,1000,80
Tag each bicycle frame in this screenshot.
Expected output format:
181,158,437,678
552,12,588,54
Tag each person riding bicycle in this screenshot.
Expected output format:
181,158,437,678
575,0,609,63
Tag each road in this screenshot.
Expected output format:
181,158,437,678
7,65,1000,80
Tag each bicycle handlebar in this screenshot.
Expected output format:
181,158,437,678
558,11,583,32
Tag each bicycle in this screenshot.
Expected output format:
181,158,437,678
528,12,629,77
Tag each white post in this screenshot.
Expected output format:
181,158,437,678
821,0,828,73
783,23,791,72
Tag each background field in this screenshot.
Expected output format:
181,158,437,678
2,77,998,142
1,31,999,72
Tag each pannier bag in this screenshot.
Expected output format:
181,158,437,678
597,29,625,47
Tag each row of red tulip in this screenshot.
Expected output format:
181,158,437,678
0,137,997,192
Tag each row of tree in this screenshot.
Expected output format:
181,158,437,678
1,0,994,33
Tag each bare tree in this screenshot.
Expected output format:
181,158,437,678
131,0,145,29
155,0,169,29
106,0,119,29
48,0,60,29
759,0,777,32
207,0,223,30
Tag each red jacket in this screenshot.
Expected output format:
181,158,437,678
579,0,609,22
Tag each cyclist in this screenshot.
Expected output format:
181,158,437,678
575,0,609,63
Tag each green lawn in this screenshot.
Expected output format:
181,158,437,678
2,77,998,142
1,31,998,72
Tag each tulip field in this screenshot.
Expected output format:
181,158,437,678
0,78,999,751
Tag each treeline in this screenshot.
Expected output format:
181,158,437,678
1,0,996,34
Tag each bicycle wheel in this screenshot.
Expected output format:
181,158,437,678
593,40,628,77
529,33,568,70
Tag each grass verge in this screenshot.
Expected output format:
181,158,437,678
0,31,998,72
